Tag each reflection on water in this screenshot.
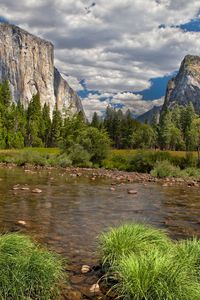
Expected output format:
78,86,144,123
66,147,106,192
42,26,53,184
0,167,199,267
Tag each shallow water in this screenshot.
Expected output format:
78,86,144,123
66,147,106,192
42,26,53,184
0,167,199,296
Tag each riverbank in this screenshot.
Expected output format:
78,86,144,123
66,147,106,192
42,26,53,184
0,162,200,189
1,148,200,183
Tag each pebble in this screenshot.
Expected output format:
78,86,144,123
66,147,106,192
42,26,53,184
110,187,116,191
127,189,138,194
81,265,91,274
31,188,42,193
89,283,100,294
21,187,30,191
12,185,20,190
17,220,26,226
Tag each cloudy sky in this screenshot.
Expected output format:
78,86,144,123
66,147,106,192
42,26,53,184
0,0,200,119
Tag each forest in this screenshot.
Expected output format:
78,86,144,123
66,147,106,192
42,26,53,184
1,80,200,155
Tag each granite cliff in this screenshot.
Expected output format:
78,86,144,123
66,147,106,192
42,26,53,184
163,55,200,112
0,23,84,115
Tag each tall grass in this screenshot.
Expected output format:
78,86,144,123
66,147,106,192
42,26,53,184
99,223,200,300
0,233,64,299
116,249,200,300
175,238,200,276
99,223,171,271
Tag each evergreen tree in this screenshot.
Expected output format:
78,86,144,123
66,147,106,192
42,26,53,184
158,109,172,150
91,112,101,129
26,93,43,147
0,80,12,107
41,103,51,147
50,108,63,147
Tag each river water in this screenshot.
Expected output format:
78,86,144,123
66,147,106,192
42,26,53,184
0,167,199,297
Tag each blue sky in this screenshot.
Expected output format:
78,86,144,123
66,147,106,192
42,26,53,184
0,0,200,119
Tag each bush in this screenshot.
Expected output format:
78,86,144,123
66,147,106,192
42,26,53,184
116,249,200,300
99,223,171,271
127,152,154,172
77,127,110,164
0,233,64,299
180,167,200,180
67,144,92,167
151,160,181,178
50,153,72,168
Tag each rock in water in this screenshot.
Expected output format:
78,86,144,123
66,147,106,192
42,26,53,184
163,55,200,112
0,23,84,116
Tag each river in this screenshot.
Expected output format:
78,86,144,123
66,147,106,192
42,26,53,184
0,167,199,299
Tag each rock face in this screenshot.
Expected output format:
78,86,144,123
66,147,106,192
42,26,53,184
0,23,84,115
163,55,200,112
137,105,161,124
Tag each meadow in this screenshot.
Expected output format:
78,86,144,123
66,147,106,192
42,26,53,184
0,148,200,179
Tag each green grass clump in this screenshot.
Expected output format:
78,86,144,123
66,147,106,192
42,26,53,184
116,249,200,300
150,160,181,178
0,233,64,300
175,238,200,276
99,223,171,270
99,223,200,300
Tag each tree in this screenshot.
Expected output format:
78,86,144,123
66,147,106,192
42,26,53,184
76,127,111,164
91,112,102,129
131,124,156,149
50,109,63,147
41,103,51,147
26,93,43,147
189,118,200,162
158,109,173,150
0,80,12,107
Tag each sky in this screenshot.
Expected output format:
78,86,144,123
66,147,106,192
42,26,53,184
0,0,200,119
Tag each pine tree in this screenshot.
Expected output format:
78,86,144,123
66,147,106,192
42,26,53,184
91,112,101,128
26,93,43,147
50,109,63,147
41,103,51,147
0,80,12,107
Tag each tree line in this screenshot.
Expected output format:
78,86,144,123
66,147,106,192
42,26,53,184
91,103,200,153
0,80,110,166
1,79,200,154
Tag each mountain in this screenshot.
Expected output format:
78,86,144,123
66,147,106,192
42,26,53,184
0,23,84,116
137,105,161,124
163,55,200,112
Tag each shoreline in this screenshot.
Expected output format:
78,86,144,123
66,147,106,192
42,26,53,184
0,162,200,188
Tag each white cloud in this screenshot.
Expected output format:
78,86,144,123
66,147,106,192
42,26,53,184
111,92,164,116
82,93,109,120
60,73,84,91
0,0,199,115
82,91,164,120
0,0,199,92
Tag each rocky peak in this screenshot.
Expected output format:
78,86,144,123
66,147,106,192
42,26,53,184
163,54,200,112
0,23,84,116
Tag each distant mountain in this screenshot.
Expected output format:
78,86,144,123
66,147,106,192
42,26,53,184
163,55,200,113
0,23,84,116
137,105,161,124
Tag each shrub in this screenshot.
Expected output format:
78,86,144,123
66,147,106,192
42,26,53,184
181,167,200,180
116,249,200,300
151,160,181,178
99,223,171,271
0,233,64,299
51,153,72,168
67,144,92,167
127,152,154,172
